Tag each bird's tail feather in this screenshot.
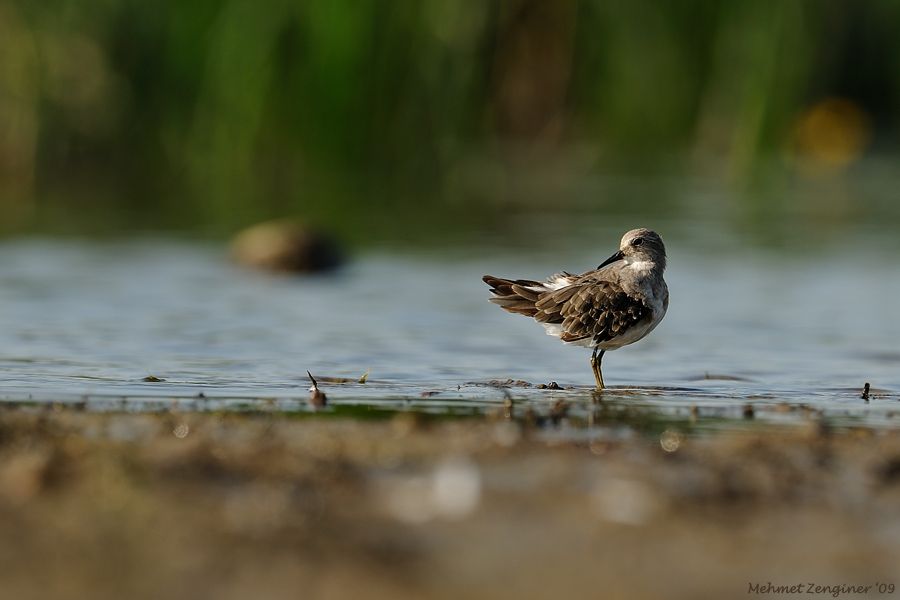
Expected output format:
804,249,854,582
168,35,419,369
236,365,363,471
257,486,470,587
482,275,542,317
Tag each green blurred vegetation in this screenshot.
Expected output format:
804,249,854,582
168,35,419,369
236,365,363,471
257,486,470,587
1,0,899,240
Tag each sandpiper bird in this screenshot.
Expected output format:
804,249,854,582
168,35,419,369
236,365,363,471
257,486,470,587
483,228,668,389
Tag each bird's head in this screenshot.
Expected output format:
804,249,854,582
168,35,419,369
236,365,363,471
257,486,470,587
598,228,666,270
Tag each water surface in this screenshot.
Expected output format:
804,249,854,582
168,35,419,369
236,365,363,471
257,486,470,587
0,225,897,432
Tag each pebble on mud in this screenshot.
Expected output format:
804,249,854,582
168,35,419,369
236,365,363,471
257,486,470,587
536,382,563,390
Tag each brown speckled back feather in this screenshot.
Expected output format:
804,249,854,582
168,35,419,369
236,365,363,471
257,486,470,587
535,282,650,343
483,275,651,343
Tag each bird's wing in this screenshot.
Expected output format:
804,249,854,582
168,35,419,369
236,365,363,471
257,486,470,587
533,281,650,343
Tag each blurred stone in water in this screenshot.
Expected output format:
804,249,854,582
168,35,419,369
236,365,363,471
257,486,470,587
231,219,344,273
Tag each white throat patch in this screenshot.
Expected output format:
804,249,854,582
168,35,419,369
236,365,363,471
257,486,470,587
625,259,655,272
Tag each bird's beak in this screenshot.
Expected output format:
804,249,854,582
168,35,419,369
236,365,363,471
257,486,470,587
597,250,624,269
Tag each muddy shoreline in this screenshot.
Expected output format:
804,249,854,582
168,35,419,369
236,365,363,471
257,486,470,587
0,408,898,599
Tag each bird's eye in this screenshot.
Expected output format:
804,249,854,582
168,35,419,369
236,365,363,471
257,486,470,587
631,237,644,247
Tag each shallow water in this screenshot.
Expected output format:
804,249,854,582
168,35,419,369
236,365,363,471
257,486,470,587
0,224,897,432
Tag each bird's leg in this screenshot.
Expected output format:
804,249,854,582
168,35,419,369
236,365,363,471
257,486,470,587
590,348,605,390
596,349,606,389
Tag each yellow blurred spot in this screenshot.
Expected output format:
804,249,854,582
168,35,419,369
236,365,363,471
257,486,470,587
790,98,870,174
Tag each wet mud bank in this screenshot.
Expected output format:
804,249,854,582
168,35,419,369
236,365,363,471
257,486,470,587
0,408,898,599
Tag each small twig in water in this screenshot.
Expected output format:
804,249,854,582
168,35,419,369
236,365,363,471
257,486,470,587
307,370,327,408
